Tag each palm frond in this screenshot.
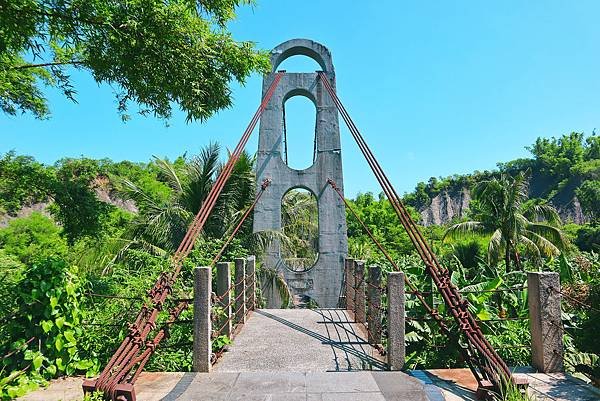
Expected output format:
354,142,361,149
487,229,504,265
518,235,543,266
443,221,487,241
526,223,568,251
257,267,293,308
154,157,183,193
523,229,561,258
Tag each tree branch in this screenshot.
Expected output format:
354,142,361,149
10,61,84,70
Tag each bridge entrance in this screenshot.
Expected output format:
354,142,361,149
84,38,524,401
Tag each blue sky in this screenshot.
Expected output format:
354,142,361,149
1,1,599,197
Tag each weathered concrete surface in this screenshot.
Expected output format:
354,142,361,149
528,271,564,372
253,38,348,308
193,266,211,372
387,272,405,371
17,372,185,401
215,309,386,372
20,368,600,400
417,368,600,401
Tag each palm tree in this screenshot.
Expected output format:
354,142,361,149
113,143,256,257
280,189,319,271
444,172,567,271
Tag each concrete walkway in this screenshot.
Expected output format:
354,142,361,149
215,308,387,372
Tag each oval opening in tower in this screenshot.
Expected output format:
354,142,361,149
280,188,319,272
282,95,317,170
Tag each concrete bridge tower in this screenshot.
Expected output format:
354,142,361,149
253,39,348,308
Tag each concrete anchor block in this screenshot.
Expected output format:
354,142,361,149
235,258,247,324
345,258,355,312
528,271,564,373
216,262,232,338
354,260,366,323
367,264,382,345
387,271,405,371
193,266,211,372
246,256,256,311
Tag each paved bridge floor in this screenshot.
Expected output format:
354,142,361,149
215,308,387,372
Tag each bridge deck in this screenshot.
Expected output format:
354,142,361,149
214,308,386,372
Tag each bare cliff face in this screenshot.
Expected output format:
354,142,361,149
419,187,587,226
420,188,471,226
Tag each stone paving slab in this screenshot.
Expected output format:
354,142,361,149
167,371,428,401
418,368,600,401
18,372,185,401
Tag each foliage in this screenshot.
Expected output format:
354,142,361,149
0,212,67,264
0,151,52,215
445,172,567,270
494,377,534,401
346,192,418,262
0,257,94,399
280,189,319,271
576,180,600,223
0,0,270,121
113,144,257,258
49,158,114,243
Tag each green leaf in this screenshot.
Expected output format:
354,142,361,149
476,309,492,321
63,330,76,344
33,355,44,370
46,364,57,376
74,359,93,370
55,316,65,329
50,296,59,309
55,336,63,351
41,320,54,333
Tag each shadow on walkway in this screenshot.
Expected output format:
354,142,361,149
256,309,387,371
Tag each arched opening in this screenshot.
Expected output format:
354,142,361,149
282,95,316,170
277,55,323,72
280,188,319,272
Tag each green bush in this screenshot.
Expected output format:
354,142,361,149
0,213,67,264
0,257,94,399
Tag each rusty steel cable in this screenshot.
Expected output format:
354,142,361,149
85,72,285,400
210,179,272,266
318,72,512,391
328,179,454,336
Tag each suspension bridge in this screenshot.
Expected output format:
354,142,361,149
69,38,577,401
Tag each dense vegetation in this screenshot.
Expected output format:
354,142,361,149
347,132,599,386
0,132,598,398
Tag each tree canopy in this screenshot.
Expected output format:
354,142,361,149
0,0,270,121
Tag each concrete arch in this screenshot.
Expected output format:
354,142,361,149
271,38,334,73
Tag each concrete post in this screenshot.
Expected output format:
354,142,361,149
354,260,366,323
246,256,256,311
216,262,232,338
367,265,382,345
345,258,355,312
387,272,405,371
528,272,564,372
235,258,246,324
193,266,211,372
